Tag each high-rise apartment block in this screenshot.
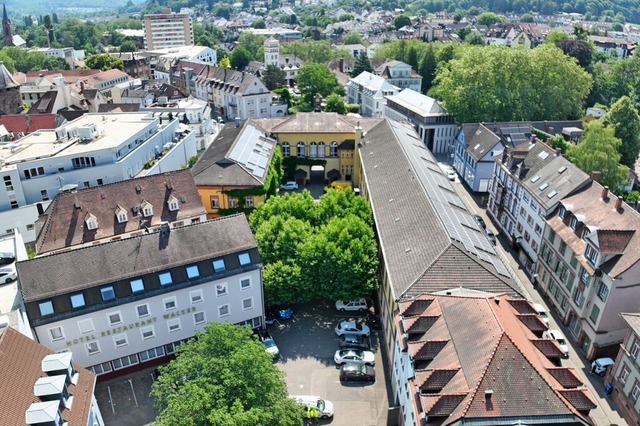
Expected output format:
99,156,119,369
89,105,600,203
143,11,193,50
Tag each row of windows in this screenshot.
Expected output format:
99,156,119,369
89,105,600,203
210,195,254,209
281,142,339,158
37,253,253,317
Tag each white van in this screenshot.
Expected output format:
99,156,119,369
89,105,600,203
290,395,334,419
591,357,615,376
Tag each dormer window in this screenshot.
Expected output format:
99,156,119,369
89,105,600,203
559,206,566,220
115,206,127,223
168,195,179,212
141,201,153,217
85,213,98,230
585,244,598,265
570,216,577,230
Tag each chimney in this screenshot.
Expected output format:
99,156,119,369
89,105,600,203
494,296,501,304
616,196,623,210
591,171,601,183
355,121,363,141
73,195,80,209
485,390,493,400
555,147,562,156
36,203,44,215
601,186,609,199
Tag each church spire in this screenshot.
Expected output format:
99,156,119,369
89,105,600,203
2,3,13,47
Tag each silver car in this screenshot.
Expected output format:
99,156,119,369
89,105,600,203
334,349,375,366
335,321,370,337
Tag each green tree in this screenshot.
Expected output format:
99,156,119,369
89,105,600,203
230,47,252,70
544,30,569,44
521,13,534,22
219,56,231,68
324,93,347,114
296,63,340,104
342,31,363,45
465,32,486,45
119,40,137,52
555,39,592,69
394,14,411,30
567,120,629,192
252,19,266,29
151,323,302,426
477,12,504,26
262,64,286,90
602,96,640,167
432,44,592,123
406,46,419,69
237,32,266,59
351,51,373,77
419,43,437,94
85,54,124,71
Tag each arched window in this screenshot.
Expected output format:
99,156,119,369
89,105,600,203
309,142,317,158
317,142,325,158
281,142,290,158
330,141,338,158
297,142,305,157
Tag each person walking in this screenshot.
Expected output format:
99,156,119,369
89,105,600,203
306,405,319,425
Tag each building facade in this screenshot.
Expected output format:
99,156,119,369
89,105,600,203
0,112,197,211
607,313,640,425
374,60,422,92
17,214,264,378
347,71,400,117
143,12,194,50
384,89,456,154
536,181,640,359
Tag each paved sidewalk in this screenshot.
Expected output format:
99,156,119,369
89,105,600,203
452,179,626,426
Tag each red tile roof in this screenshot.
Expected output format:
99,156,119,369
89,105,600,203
596,229,635,255
516,313,549,333
559,390,597,411
0,327,95,425
0,114,56,134
547,367,584,388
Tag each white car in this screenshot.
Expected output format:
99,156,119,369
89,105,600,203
543,329,569,357
334,349,375,366
335,298,368,312
335,321,370,337
279,181,299,191
533,303,550,325
446,169,456,181
290,395,334,419
0,265,17,284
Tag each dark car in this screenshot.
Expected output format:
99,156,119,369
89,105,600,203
473,214,486,229
339,363,375,382
265,304,294,324
484,228,497,245
339,334,370,350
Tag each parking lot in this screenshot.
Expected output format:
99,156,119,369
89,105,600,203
270,301,391,426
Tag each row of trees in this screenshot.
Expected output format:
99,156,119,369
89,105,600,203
249,190,379,304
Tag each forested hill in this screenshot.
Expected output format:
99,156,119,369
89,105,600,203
125,0,640,24
5,0,143,16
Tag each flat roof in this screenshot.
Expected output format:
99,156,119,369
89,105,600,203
1,113,156,166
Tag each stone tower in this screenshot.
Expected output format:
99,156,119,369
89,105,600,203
264,37,280,67
2,4,13,47
0,62,22,114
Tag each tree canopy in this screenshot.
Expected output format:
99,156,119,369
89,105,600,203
476,12,504,26
230,47,252,70
324,93,347,114
602,96,640,167
151,323,302,426
250,190,378,304
262,64,286,90
351,51,373,77
84,53,124,71
567,120,629,192
296,63,341,105
431,44,592,123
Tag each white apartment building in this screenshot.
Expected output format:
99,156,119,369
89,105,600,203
384,89,456,154
0,201,50,243
0,112,197,211
488,141,590,274
17,214,264,376
29,47,85,69
374,60,422,92
144,45,217,67
347,71,400,117
143,12,194,50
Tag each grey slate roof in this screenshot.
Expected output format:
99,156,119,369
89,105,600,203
462,123,503,162
18,214,257,302
622,313,640,336
360,120,524,300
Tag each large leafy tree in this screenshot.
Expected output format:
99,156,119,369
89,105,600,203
342,31,363,45
324,93,347,114
477,12,504,25
602,96,640,167
262,64,286,90
84,54,124,71
394,14,411,30
567,120,629,192
555,39,593,70
151,323,302,426
230,47,252,70
250,190,379,304
351,51,373,77
418,43,437,94
432,44,592,123
296,63,341,104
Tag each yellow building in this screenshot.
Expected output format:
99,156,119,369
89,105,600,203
191,121,279,218
251,113,383,185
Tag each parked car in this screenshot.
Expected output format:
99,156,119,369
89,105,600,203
290,395,334,419
473,214,486,229
339,363,375,382
533,303,550,325
335,321,370,337
591,357,615,376
446,168,456,181
543,329,569,357
265,304,294,324
334,349,375,366
338,334,370,350
0,265,17,284
258,330,279,358
335,299,368,312
485,228,497,245
0,252,15,265
279,181,299,191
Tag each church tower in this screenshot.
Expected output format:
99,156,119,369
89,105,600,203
264,37,280,67
2,4,13,47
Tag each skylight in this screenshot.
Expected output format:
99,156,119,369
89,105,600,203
530,175,540,183
538,183,549,191
558,166,567,174
538,151,550,160
547,190,558,198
